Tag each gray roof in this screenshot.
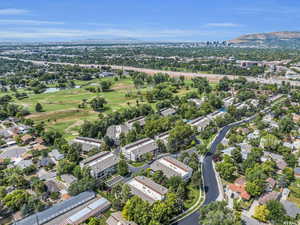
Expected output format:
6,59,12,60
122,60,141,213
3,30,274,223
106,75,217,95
38,169,57,181
127,176,168,204
15,191,96,225
71,137,102,152
281,200,300,218
61,174,77,185
150,156,193,179
0,146,28,159
242,215,261,225
80,151,119,175
123,138,158,158
106,212,137,225
294,167,300,175
159,108,176,117
45,180,60,193
15,159,33,169
64,197,110,225
106,124,129,141
48,149,64,161
188,98,203,107
99,71,115,77
0,129,12,138
38,157,54,167
126,116,146,128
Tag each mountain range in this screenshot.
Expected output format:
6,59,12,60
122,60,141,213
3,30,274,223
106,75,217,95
229,31,300,48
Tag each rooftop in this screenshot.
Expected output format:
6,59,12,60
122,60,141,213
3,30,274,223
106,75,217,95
150,156,193,179
15,191,96,225
106,212,137,225
127,176,168,204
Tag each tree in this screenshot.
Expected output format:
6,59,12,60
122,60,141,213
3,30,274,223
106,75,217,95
279,116,295,134
99,80,112,92
253,205,270,222
3,190,30,211
266,200,288,225
216,155,237,181
35,102,43,112
117,160,129,176
199,201,242,225
90,97,107,112
245,180,264,197
232,148,243,163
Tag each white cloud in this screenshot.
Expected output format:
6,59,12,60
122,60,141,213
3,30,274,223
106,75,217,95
0,19,64,25
205,23,241,28
0,8,29,15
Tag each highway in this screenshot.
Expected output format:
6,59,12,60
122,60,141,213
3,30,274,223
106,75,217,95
2,56,300,86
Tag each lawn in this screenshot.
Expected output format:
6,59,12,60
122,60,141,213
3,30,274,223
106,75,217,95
183,184,201,209
12,77,140,138
3,76,216,139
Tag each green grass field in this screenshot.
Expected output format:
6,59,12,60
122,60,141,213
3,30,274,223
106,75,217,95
1,77,216,139
15,77,139,139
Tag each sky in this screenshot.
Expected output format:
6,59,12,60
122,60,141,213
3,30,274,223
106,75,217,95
0,0,299,42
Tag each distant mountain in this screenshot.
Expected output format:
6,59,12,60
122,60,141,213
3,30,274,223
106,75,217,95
230,31,300,48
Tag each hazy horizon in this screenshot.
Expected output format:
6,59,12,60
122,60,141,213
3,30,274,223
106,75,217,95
0,0,299,42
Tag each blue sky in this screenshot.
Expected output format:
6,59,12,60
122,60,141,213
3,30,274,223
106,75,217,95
0,0,299,41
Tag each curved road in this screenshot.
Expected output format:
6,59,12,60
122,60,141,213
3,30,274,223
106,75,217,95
174,116,256,225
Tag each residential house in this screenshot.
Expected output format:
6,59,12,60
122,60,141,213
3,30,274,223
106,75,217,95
294,167,300,178
80,151,119,178
106,124,129,143
258,191,280,205
281,188,290,201
150,156,193,181
223,97,235,108
48,149,64,163
247,130,260,140
61,174,78,188
159,108,176,117
125,116,146,130
155,131,169,145
106,211,137,225
38,157,55,168
265,178,276,192
127,176,168,204
227,177,251,200
21,134,33,144
188,98,203,108
15,191,97,225
62,197,111,225
122,138,158,161
188,116,210,131
280,200,300,219
33,144,48,151
38,169,57,181
14,159,33,169
99,71,115,77
72,137,102,152
261,152,287,170
45,180,60,193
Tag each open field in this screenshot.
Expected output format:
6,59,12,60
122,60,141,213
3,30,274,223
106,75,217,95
2,75,213,140
14,78,140,139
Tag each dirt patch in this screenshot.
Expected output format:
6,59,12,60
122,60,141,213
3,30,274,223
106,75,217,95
112,83,134,90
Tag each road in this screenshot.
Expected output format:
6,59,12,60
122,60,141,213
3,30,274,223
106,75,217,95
2,56,300,86
174,116,256,225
